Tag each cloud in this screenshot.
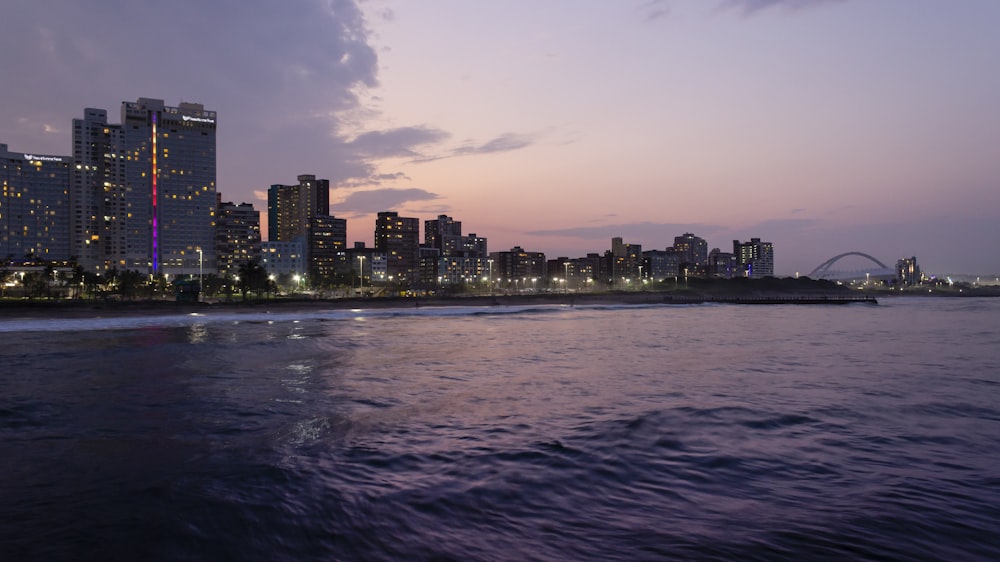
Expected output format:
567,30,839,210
0,0,381,193
346,126,450,159
719,0,846,16
528,221,726,245
638,0,671,22
414,132,538,163
332,187,441,216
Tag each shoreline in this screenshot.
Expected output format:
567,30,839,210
2,284,996,320
1,291,881,320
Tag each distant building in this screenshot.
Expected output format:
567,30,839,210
267,174,329,243
734,238,774,278
0,144,72,261
490,246,546,288
375,211,420,283
673,233,708,268
643,248,682,281
266,174,347,284
896,256,921,286
344,244,387,289
422,214,488,286
215,200,261,276
425,214,463,256
436,255,489,286
610,237,643,282
707,248,736,279
309,214,347,282
261,240,304,278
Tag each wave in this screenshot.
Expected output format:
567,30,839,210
0,302,672,334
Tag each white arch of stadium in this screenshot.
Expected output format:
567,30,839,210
808,252,895,281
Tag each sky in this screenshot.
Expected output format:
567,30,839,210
2,0,999,276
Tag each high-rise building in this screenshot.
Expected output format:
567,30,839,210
425,214,463,255
896,256,920,286
610,237,643,280
267,174,330,243
72,108,125,272
216,200,261,276
673,233,708,267
0,144,72,261
643,248,682,281
422,215,488,285
490,246,546,286
734,238,774,278
120,98,218,275
375,211,419,282
309,214,347,281
707,248,736,279
267,174,342,284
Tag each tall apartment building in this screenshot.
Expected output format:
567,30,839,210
425,214,463,255
267,174,345,282
216,200,261,276
707,248,737,279
423,214,488,285
896,256,921,286
673,232,708,267
0,144,72,261
643,248,682,280
610,236,643,280
734,238,774,278
72,108,125,272
375,211,419,282
119,98,218,275
309,214,348,281
490,246,547,286
267,174,329,243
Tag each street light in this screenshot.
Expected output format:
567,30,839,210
196,247,203,301
358,255,365,293
488,258,494,296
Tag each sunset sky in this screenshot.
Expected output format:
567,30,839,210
2,0,998,275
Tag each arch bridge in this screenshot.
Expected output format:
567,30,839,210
808,252,895,281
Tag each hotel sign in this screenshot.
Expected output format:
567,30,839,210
23,154,66,163
181,115,215,124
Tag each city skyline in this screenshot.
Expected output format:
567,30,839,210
2,1,998,275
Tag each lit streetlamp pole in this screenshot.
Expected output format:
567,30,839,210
196,247,203,301
488,259,494,296
358,255,365,294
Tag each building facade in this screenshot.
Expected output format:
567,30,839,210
261,240,305,278
374,211,420,282
267,174,330,244
643,248,682,281
896,256,921,286
309,214,347,282
216,200,261,276
0,144,72,262
673,232,708,268
72,108,126,272
119,98,218,276
734,238,774,278
490,246,546,287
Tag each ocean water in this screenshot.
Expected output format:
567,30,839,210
1,297,998,561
